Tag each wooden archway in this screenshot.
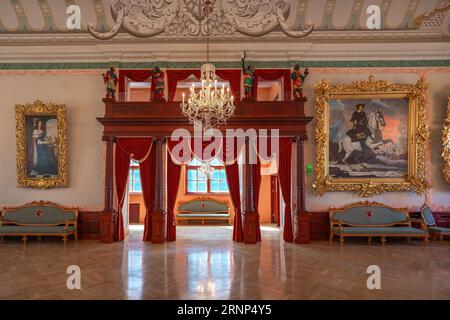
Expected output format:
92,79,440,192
97,99,313,244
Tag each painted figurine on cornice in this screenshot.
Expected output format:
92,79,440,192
291,65,309,99
241,51,255,100
103,66,118,100
152,66,165,101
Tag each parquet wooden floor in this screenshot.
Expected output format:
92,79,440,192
0,225,449,300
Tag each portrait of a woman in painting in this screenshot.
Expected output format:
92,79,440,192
26,116,58,177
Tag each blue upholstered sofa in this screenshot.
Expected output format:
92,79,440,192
177,198,230,224
0,201,78,244
329,201,429,245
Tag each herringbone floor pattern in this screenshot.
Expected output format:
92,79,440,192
0,225,449,300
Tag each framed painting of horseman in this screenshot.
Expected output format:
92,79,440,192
313,76,429,197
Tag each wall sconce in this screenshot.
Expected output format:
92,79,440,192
306,164,313,176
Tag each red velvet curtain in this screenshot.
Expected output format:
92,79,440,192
253,69,291,101
215,69,241,102
118,70,153,100
225,162,243,242
141,144,156,242
114,145,130,241
221,137,244,242
166,140,182,242
115,138,153,241
167,70,201,102
277,138,293,242
253,160,262,242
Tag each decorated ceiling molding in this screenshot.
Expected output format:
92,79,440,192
0,0,449,43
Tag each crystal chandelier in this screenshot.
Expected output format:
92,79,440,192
180,0,235,130
199,161,215,180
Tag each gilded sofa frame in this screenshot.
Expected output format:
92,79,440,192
177,197,231,224
329,201,428,246
0,201,78,244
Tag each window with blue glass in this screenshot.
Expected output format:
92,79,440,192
186,158,229,194
129,160,142,193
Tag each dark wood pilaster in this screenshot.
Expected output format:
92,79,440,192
294,136,310,244
242,137,258,244
100,136,116,243
151,137,166,244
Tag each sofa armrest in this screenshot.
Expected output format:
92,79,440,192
410,218,428,231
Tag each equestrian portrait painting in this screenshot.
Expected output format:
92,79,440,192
15,101,69,189
329,98,408,179
313,76,429,197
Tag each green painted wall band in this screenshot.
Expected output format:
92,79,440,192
0,60,449,70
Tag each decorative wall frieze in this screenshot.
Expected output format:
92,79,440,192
1,0,449,43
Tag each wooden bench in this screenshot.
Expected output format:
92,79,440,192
177,198,231,224
0,201,78,244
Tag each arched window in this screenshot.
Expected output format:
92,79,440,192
186,158,229,194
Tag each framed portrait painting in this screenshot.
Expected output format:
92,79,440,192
313,76,429,197
15,100,68,188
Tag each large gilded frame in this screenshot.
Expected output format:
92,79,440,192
15,100,68,189
313,75,429,197
443,96,450,184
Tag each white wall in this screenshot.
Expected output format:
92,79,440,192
0,73,105,210
0,69,448,214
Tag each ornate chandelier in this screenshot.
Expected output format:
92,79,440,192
199,161,215,180
180,0,235,130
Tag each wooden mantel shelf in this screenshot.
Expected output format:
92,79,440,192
97,98,313,138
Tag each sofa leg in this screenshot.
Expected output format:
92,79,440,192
339,236,344,246
329,233,333,243
380,237,386,246
22,236,27,245
423,237,429,245
368,237,372,245
407,237,411,243
62,235,67,245
37,236,42,242
440,234,443,244
74,233,78,241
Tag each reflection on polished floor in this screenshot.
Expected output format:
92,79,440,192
0,224,449,300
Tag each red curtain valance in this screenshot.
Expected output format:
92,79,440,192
167,69,241,102
167,70,201,102
216,69,241,102
118,70,154,100
253,69,291,101
168,136,245,165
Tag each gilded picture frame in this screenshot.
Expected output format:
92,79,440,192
15,100,69,189
443,96,450,184
313,75,429,197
